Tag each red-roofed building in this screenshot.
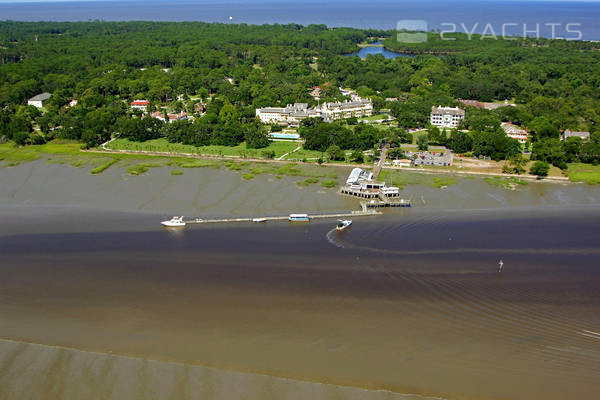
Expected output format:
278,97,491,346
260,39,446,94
130,100,149,111
149,111,187,123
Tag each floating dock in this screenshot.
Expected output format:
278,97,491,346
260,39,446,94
362,199,411,208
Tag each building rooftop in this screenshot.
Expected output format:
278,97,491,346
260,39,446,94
29,93,52,102
431,106,465,116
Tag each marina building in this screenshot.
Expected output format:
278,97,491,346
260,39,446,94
341,168,400,199
430,106,465,128
27,93,52,108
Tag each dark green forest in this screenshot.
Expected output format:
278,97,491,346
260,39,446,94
1,21,599,166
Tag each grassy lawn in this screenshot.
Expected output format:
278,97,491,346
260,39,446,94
106,138,297,159
567,163,600,184
284,147,323,161
379,169,458,189
359,114,388,121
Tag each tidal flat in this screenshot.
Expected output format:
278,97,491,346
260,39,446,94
1,158,600,400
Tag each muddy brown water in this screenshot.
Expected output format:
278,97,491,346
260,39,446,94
1,161,599,400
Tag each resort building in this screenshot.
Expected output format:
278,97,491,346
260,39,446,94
130,100,150,111
561,129,590,141
256,103,319,126
501,122,529,144
316,99,373,120
27,93,52,108
430,106,465,128
256,98,373,126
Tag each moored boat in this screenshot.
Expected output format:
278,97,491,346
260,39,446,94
289,213,310,222
252,218,267,223
161,216,186,227
336,219,352,231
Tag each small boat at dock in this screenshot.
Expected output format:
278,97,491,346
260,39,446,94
252,218,267,223
336,219,352,231
161,216,186,227
289,213,310,222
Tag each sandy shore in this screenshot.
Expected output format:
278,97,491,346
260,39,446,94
1,338,433,400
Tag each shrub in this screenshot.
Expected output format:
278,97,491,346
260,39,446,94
13,132,30,146
530,161,550,177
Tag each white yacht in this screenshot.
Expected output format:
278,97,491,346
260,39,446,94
161,216,186,227
336,219,352,231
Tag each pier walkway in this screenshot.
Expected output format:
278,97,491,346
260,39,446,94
183,210,380,225
371,144,389,181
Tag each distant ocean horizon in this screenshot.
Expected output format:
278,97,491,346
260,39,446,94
1,0,600,40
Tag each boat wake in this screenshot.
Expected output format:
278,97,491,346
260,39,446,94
325,228,347,248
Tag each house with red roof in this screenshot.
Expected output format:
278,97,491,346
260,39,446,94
130,100,149,111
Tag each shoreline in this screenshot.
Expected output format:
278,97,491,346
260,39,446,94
85,146,573,184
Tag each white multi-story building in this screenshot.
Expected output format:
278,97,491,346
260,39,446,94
255,103,320,126
317,99,373,120
256,99,373,126
430,106,465,128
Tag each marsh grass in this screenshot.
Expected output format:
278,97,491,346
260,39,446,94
126,162,164,175
321,180,338,188
174,159,221,169
90,158,119,174
484,176,529,189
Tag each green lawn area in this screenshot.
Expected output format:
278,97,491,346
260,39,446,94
567,163,600,184
284,147,323,161
106,138,298,159
379,169,458,189
359,114,388,121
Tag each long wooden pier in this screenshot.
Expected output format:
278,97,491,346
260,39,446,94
182,210,381,225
